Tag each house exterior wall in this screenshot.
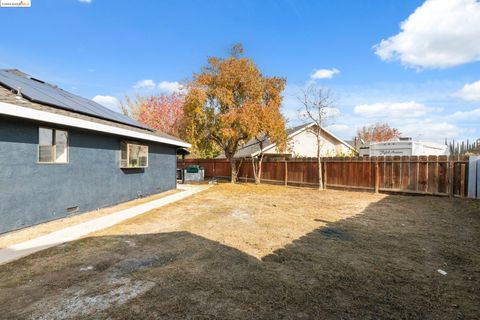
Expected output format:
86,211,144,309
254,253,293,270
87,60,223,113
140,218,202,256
0,116,177,234
265,129,351,157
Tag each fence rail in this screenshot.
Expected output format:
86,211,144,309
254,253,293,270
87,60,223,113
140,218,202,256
178,156,476,198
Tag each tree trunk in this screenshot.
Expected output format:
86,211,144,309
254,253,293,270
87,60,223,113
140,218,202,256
257,155,263,184
230,158,238,183
252,157,259,184
317,135,323,190
229,158,243,183
252,154,264,185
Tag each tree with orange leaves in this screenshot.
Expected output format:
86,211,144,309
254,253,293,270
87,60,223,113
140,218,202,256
357,123,401,143
182,44,286,183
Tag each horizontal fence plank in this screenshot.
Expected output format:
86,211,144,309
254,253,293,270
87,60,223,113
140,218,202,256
178,156,474,198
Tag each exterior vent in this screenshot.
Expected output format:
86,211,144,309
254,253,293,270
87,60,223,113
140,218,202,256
67,206,79,214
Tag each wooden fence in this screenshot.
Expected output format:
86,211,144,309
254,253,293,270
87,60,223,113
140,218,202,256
178,156,476,198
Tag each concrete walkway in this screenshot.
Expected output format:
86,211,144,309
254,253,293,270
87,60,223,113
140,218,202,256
0,184,208,266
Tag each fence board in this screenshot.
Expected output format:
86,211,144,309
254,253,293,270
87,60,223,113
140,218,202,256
178,155,472,198
477,158,480,199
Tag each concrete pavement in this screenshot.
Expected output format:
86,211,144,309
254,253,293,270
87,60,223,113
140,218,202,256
0,184,208,266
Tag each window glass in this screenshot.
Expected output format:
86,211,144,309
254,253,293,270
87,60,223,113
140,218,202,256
121,142,148,168
38,128,69,164
120,141,128,167
38,128,53,163
55,130,68,163
128,144,140,167
39,128,53,145
138,145,148,167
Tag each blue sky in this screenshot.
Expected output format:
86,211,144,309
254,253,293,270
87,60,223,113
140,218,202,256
1,0,480,142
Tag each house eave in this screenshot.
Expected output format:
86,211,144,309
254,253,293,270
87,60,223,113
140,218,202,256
0,102,191,148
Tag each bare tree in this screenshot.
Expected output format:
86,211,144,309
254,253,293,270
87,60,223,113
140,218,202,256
297,85,336,190
120,94,145,120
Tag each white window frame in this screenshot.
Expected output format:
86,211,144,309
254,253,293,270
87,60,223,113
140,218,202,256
120,141,149,169
37,126,69,164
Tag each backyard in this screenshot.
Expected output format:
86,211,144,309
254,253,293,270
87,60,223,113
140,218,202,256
0,184,479,319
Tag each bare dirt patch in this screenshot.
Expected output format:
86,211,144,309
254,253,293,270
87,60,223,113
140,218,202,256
0,184,479,319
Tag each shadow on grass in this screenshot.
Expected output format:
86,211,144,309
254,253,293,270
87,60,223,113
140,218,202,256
0,195,478,319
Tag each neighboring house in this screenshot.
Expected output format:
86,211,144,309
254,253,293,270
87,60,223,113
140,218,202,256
0,69,190,233
218,122,355,159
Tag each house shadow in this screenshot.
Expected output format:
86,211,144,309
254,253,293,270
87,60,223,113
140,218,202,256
0,195,478,319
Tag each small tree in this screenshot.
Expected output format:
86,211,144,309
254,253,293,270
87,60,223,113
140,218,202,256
182,44,286,182
297,85,336,190
248,94,287,184
357,123,401,142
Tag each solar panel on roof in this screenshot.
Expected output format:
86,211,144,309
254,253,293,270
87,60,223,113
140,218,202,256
0,69,150,130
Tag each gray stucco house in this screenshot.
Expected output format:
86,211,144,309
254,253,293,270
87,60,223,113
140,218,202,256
0,69,190,234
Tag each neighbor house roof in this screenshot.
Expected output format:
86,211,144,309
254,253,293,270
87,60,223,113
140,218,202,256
0,69,190,148
218,122,354,158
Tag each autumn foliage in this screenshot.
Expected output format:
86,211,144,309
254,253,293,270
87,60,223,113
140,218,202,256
357,122,401,142
182,44,286,182
137,93,184,137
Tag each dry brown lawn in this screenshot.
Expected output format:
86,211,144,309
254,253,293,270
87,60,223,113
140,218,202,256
0,183,479,319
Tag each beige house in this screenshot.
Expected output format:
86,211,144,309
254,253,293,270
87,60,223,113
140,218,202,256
219,122,355,159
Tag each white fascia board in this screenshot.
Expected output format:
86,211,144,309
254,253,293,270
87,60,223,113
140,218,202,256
0,102,191,148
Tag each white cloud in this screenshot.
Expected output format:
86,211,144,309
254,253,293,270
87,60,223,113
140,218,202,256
354,101,434,118
374,0,480,69
92,95,121,113
326,124,351,136
399,120,462,141
310,68,340,80
78,0,92,3
133,79,156,90
158,81,182,93
456,80,480,101
324,107,341,118
450,108,480,120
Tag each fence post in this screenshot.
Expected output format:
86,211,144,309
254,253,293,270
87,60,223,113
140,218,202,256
460,164,466,197
324,158,328,189
448,159,454,198
284,159,288,186
374,158,380,193
212,159,216,178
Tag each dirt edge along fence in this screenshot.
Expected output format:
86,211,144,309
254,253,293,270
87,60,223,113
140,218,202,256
178,156,475,198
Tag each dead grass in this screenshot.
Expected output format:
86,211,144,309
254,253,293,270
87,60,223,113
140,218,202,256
93,183,385,258
0,189,180,249
0,184,479,319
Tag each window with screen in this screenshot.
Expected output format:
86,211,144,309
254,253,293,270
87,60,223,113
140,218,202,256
120,141,148,168
38,127,68,163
